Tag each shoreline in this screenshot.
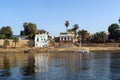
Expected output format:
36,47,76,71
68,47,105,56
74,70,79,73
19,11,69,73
0,46,120,53
48,47,120,52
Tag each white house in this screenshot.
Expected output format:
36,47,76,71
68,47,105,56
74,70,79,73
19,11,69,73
59,32,74,43
35,34,48,47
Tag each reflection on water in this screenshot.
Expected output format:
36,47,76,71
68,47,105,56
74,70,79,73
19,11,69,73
35,54,48,73
0,52,120,80
20,54,35,76
0,55,11,78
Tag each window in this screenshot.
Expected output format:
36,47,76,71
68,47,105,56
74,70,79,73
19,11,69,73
37,38,39,42
61,37,63,40
68,37,69,40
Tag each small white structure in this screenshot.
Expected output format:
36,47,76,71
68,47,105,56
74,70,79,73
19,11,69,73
35,34,48,48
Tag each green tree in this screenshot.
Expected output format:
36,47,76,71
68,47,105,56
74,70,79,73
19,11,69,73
23,22,37,39
13,37,19,48
73,24,79,31
0,26,12,39
73,24,79,37
72,24,79,42
65,21,69,31
116,30,120,40
37,29,46,34
0,34,5,39
4,39,9,49
94,31,107,43
78,29,88,41
20,31,25,36
108,23,119,40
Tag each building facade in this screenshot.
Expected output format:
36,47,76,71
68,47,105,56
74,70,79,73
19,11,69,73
59,32,74,43
35,34,48,48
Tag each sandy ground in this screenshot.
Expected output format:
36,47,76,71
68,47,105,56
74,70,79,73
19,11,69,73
0,46,120,53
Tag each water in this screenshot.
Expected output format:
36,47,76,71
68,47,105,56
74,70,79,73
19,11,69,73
0,52,120,80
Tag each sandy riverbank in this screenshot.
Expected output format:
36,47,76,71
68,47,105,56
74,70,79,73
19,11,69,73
48,46,120,52
0,46,120,53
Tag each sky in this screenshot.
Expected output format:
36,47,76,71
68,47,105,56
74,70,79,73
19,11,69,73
0,0,120,36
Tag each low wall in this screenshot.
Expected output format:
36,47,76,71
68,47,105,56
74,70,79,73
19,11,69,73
0,39,34,48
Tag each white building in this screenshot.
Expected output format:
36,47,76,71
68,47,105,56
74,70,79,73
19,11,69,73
35,34,48,47
59,32,74,43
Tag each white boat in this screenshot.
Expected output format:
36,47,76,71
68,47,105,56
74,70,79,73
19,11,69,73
78,48,89,53
84,48,90,53
78,37,89,53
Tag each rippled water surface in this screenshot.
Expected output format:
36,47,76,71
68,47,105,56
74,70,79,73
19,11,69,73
0,52,120,80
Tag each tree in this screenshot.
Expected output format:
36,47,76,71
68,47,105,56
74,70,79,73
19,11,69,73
65,21,69,31
73,24,79,42
94,31,107,43
13,37,19,48
78,29,88,41
73,24,79,31
4,39,9,49
0,34,5,39
23,22,37,39
73,24,79,37
20,31,25,36
37,29,46,34
108,23,119,40
0,26,12,39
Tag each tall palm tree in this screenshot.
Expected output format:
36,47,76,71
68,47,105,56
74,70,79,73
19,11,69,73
65,21,70,31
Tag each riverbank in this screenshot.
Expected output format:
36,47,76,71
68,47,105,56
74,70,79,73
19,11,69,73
0,46,120,53
48,46,120,52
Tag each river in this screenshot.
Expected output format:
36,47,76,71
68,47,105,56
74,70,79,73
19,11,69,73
0,52,120,80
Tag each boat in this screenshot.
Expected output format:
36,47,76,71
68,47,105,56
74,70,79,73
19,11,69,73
24,49,31,53
78,37,89,53
78,48,89,53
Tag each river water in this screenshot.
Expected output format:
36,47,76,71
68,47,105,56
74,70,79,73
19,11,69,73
0,52,120,80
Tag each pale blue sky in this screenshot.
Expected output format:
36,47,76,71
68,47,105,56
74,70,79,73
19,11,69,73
0,0,120,36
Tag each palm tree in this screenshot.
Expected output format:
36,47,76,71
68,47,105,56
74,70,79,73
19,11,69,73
4,39,9,49
73,24,79,31
73,24,79,39
13,37,19,48
65,21,70,31
73,24,79,36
